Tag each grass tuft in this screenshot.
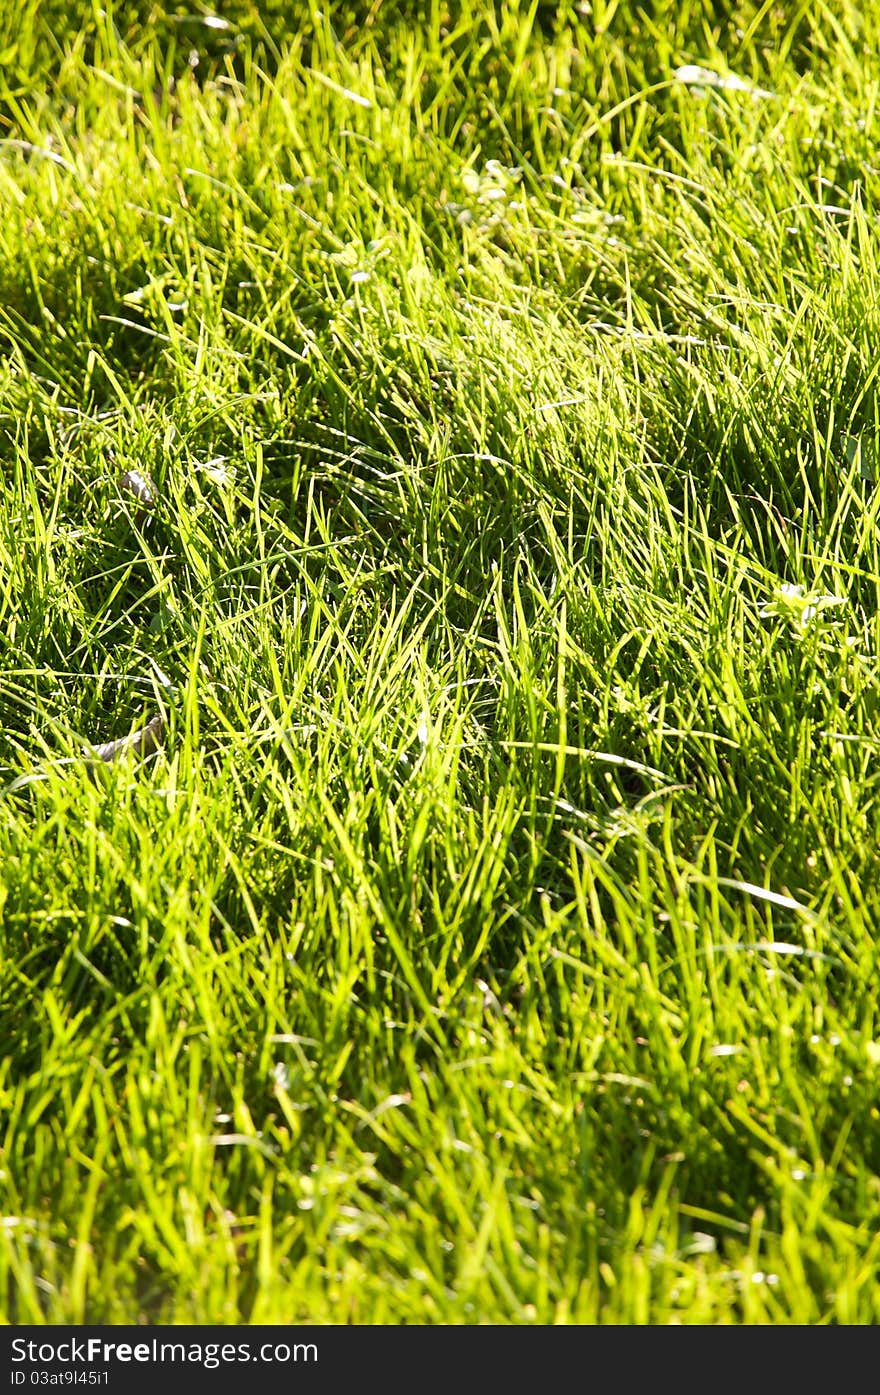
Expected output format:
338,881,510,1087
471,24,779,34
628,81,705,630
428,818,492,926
3,0,880,1323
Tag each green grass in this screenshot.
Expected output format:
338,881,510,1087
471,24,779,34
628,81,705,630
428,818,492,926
2,0,880,1323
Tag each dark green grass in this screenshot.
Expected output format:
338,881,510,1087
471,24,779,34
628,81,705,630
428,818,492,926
2,0,880,1322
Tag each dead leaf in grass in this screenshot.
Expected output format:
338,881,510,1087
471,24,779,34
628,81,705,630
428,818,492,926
119,469,157,509
87,713,165,764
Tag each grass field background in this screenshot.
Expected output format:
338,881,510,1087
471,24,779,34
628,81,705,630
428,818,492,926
2,0,880,1322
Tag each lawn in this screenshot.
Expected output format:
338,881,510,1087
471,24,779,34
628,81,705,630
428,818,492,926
2,0,880,1324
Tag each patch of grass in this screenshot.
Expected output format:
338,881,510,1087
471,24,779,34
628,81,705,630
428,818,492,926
2,0,880,1323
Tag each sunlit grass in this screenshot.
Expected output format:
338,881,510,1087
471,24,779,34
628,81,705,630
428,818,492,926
2,0,880,1323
